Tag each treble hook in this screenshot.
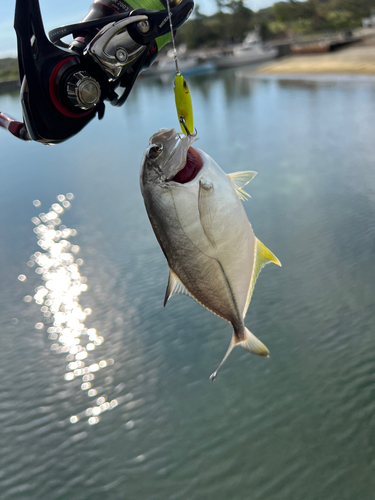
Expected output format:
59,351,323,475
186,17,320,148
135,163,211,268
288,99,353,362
179,117,197,137
179,116,190,135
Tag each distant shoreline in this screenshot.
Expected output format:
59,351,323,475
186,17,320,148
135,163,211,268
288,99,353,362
0,57,19,93
2,35,375,94
0,79,19,94
245,73,375,84
254,37,375,76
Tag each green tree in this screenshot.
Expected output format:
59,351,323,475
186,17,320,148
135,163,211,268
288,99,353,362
177,0,375,48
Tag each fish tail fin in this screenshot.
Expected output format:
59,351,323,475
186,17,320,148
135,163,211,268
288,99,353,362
209,328,269,381
209,334,236,381
239,327,269,357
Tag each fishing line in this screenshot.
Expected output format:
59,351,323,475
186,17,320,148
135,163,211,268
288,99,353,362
165,0,180,74
165,0,194,135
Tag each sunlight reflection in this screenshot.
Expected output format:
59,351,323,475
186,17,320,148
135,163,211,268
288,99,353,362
24,194,117,425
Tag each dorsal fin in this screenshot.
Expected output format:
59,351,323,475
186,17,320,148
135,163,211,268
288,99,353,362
243,237,281,316
228,171,257,201
164,269,195,307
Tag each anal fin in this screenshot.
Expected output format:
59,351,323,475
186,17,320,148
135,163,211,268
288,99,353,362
164,269,195,307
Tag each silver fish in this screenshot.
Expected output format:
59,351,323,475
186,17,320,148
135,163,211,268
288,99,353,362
140,128,281,380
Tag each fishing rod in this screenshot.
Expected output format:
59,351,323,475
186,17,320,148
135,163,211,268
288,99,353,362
0,0,194,145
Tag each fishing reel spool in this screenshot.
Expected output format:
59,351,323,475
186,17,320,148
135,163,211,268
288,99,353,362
0,0,194,144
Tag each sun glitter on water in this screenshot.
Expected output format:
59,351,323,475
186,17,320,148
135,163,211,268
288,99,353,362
21,194,118,425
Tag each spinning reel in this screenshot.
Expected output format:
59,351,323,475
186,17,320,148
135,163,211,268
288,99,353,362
0,0,194,144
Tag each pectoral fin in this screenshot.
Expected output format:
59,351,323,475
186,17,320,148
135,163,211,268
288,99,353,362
198,178,217,249
243,237,281,316
164,269,194,307
228,171,257,201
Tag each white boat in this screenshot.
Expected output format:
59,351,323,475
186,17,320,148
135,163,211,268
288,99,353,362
144,45,215,77
145,56,215,77
214,31,277,70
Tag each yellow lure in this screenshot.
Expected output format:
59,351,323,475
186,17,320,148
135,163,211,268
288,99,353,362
174,73,194,135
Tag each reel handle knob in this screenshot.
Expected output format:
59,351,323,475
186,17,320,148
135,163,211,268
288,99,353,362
66,71,101,110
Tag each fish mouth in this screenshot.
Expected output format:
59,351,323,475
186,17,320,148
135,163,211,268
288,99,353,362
169,147,204,184
145,128,202,183
154,129,198,182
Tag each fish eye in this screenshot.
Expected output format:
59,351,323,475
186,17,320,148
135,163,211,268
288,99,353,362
183,80,187,88
147,144,164,159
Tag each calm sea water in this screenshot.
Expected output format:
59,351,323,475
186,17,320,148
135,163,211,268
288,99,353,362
1,69,375,500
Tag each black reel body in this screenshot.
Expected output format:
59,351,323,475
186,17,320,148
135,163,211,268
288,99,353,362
0,0,194,144
16,0,97,144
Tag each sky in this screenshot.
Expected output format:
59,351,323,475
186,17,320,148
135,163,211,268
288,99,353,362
0,0,278,58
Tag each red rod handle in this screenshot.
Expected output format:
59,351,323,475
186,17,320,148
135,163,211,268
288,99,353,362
0,112,30,141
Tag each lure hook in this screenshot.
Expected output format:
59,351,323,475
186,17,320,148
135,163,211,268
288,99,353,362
179,117,190,135
179,117,198,137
